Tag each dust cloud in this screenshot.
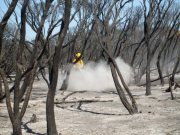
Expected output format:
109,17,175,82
58,57,134,91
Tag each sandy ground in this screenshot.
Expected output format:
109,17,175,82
0,80,180,135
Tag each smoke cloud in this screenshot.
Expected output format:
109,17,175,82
57,57,134,91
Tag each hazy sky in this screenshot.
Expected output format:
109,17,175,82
0,0,142,40
0,0,36,40
0,0,178,40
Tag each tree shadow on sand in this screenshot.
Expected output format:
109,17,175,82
76,101,129,116
56,100,129,116
21,121,46,135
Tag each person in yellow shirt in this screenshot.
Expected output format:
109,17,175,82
60,52,84,90
73,52,84,69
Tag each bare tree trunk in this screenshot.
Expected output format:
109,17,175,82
46,85,57,135
97,33,138,114
112,61,138,112
110,62,135,114
107,53,138,113
60,67,71,90
0,77,3,102
157,54,165,86
0,69,14,133
171,57,180,82
146,47,152,95
46,1,71,134
12,119,22,135
13,0,30,134
165,77,176,99
143,0,153,96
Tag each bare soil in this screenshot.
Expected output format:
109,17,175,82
0,80,180,135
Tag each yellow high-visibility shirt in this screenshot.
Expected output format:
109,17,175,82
73,58,84,69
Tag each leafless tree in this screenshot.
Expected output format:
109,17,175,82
46,0,71,134
92,0,138,114
0,0,18,56
0,0,179,134
140,0,176,95
0,0,54,134
0,0,19,102
156,10,180,86
0,1,31,134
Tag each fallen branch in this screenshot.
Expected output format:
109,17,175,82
54,99,113,104
61,91,86,101
138,71,180,86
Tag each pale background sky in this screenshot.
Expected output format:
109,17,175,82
0,0,178,41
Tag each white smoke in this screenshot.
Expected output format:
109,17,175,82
57,57,134,91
